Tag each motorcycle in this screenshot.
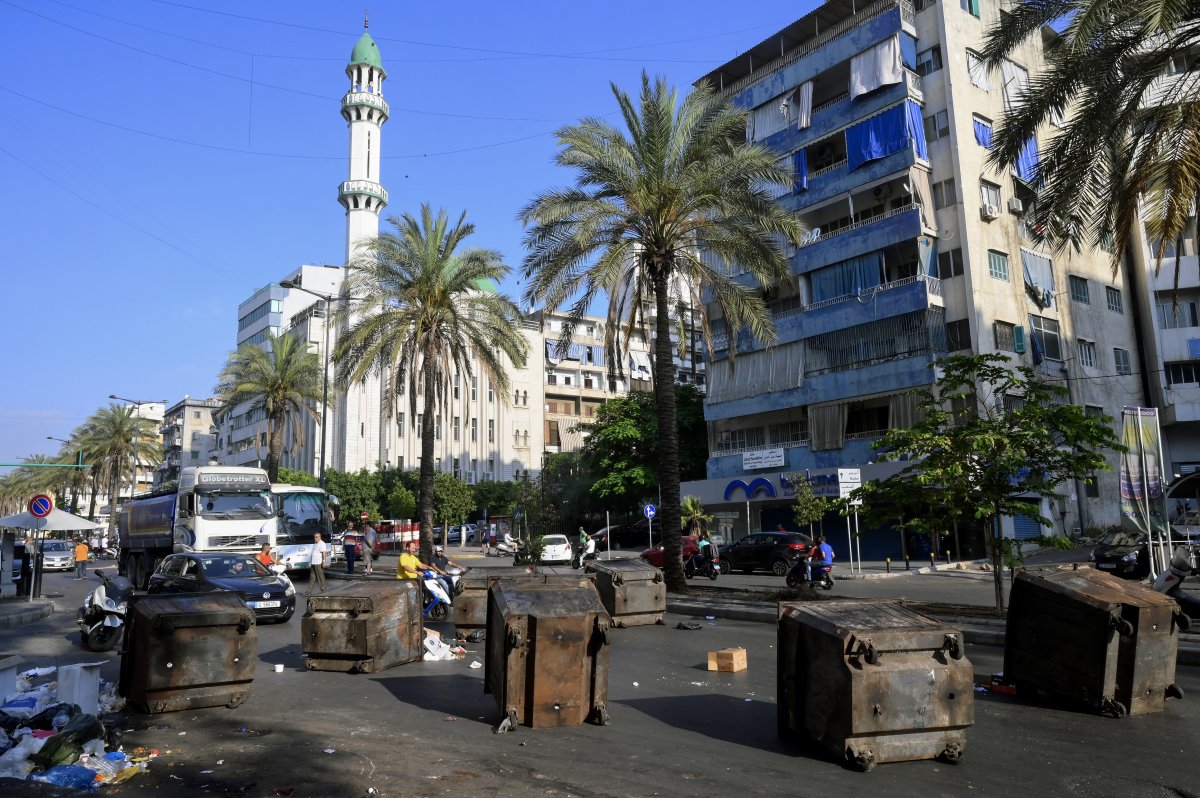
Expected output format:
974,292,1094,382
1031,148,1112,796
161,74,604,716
1151,545,1199,630
77,569,133,651
786,558,834,590
684,550,720,580
420,569,453,621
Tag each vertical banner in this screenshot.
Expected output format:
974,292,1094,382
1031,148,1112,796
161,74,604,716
1119,407,1169,574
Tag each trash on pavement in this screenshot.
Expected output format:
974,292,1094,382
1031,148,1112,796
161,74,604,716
423,629,458,661
469,660,483,669
676,622,702,630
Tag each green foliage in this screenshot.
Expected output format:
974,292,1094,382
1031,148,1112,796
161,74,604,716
513,473,540,535
276,467,318,487
539,451,595,532
680,495,712,536
787,475,831,532
433,472,474,527
323,468,382,525
527,535,548,563
472,480,519,519
386,483,416,519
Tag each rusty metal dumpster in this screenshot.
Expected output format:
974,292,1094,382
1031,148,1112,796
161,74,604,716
485,575,612,732
585,559,665,627
778,600,973,771
1005,567,1186,717
119,591,256,714
301,581,422,673
453,565,539,632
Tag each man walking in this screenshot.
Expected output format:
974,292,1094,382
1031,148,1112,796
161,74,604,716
362,524,378,575
73,538,89,580
309,532,329,595
342,524,360,574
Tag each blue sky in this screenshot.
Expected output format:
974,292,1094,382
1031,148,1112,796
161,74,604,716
0,0,813,473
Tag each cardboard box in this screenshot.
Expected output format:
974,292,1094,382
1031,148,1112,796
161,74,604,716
707,647,747,672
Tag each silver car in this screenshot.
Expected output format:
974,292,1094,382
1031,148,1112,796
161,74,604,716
38,540,75,571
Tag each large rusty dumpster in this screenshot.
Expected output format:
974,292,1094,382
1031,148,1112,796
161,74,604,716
301,581,422,673
1005,567,1186,717
453,565,538,632
119,592,256,713
585,559,665,627
485,575,612,732
778,600,973,771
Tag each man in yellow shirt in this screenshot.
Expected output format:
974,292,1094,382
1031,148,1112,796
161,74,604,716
397,540,432,580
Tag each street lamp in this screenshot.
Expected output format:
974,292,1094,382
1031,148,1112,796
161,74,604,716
279,280,334,490
109,395,167,503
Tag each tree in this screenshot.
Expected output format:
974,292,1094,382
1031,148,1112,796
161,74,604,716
277,467,319,487
213,331,323,482
982,0,1200,286
77,403,162,534
386,483,416,520
857,354,1122,616
472,480,519,519
788,475,831,538
432,472,474,545
680,495,712,537
333,205,528,562
521,72,799,592
539,451,596,534
323,468,381,527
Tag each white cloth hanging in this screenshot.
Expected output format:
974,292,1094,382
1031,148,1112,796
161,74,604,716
794,81,813,130
849,36,902,99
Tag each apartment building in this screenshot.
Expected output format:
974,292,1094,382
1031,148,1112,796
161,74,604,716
680,0,1144,555
158,396,221,484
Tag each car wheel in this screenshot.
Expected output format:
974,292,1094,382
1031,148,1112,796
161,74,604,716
771,559,789,577
719,561,731,575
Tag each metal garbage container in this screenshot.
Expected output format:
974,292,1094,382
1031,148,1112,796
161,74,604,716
585,559,665,627
453,565,539,632
119,591,256,714
485,574,612,732
778,599,973,771
1005,567,1186,717
302,581,422,673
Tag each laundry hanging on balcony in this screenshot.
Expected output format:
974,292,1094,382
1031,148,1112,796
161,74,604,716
1016,136,1040,184
793,81,813,129
1020,249,1055,309
849,35,902,99
545,340,563,365
846,100,927,170
973,118,993,148
794,149,808,191
809,252,885,303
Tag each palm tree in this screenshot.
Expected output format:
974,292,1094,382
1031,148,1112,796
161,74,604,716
981,0,1200,283
333,205,529,562
520,72,801,591
680,495,712,538
77,404,162,534
213,331,324,483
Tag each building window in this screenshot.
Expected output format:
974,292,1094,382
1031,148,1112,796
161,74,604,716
190,451,199,461
994,321,1018,352
547,373,558,385
923,110,950,143
915,0,935,11
471,417,478,442
960,0,980,17
1078,339,1096,368
488,383,494,403
980,181,1001,208
435,416,442,440
932,178,957,209
1069,275,1090,304
417,414,422,433
916,46,943,77
1003,393,1026,413
988,250,1010,281
471,377,478,401
564,375,573,386
1165,361,1200,385
547,420,561,447
488,419,495,442
1030,315,1062,360
1106,286,1124,314
453,373,460,400
938,248,964,277
1085,473,1100,498
398,413,405,437
1158,301,1200,329
1114,348,1132,375
453,416,460,442
967,50,991,90
946,319,971,351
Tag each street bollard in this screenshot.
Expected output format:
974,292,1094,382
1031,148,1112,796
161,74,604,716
945,549,951,565
885,557,891,574
930,553,936,569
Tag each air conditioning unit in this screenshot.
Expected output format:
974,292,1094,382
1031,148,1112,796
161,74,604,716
980,203,1001,221
872,184,892,199
1008,197,1024,214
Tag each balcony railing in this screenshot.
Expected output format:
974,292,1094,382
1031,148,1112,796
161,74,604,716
797,203,915,249
846,428,887,441
713,440,810,457
808,158,848,180
799,274,942,313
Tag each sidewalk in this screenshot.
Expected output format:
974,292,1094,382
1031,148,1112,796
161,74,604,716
0,598,53,628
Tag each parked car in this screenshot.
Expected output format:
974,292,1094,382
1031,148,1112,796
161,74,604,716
1090,530,1150,579
718,531,812,576
448,524,477,545
640,536,701,569
147,552,296,623
596,523,659,551
540,534,573,565
38,539,74,571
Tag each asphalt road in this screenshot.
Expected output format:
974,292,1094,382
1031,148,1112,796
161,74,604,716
4,567,1199,798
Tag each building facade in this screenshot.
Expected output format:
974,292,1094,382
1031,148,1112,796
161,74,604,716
158,396,221,485
683,0,1144,555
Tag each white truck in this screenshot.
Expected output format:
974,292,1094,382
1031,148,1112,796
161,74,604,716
118,466,277,589
271,483,336,573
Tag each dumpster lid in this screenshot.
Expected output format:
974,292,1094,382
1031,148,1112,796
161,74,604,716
1015,567,1178,610
586,559,659,575
491,578,607,617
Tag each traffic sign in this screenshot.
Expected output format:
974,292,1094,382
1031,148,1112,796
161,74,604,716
360,511,369,521
643,504,656,520
29,494,53,518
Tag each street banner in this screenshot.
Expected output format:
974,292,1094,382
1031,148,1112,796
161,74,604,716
1119,407,1169,574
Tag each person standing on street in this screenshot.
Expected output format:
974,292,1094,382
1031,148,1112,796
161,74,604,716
309,532,329,594
363,524,378,575
73,538,89,580
342,524,360,574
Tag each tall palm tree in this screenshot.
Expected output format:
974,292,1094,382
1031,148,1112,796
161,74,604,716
334,205,529,562
982,0,1200,283
77,404,162,534
213,331,324,483
681,495,712,538
520,72,800,591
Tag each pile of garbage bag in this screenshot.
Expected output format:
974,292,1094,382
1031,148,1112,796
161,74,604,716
0,666,143,791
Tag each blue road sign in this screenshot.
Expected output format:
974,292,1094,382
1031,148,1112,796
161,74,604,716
30,494,53,518
643,504,656,520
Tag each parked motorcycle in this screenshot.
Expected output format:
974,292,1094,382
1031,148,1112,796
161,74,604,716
420,569,453,621
684,550,720,580
1151,545,1199,629
786,558,834,591
77,570,133,651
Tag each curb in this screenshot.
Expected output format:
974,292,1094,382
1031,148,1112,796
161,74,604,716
0,600,53,629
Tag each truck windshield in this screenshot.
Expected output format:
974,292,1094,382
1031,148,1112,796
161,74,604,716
197,491,273,519
276,493,328,545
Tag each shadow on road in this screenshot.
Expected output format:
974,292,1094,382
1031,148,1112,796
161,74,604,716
614,693,806,759
375,673,497,727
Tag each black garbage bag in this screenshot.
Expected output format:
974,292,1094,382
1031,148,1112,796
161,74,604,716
30,711,104,769
1,702,79,733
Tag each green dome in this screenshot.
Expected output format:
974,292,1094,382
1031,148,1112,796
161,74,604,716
472,278,499,294
349,32,383,70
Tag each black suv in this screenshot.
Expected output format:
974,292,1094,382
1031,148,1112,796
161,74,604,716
718,532,812,576
1090,530,1149,579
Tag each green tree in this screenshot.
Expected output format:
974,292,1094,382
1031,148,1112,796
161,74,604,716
433,472,475,544
521,73,799,591
472,480,519,519
277,467,319,487
982,0,1200,285
323,468,381,527
856,354,1121,616
540,451,596,535
680,495,712,537
788,475,831,537
77,403,162,534
386,482,416,520
213,331,323,483
334,205,528,562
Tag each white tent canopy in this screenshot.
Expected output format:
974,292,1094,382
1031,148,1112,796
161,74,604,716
0,508,101,531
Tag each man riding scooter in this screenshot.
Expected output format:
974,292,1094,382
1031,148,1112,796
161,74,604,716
806,535,834,588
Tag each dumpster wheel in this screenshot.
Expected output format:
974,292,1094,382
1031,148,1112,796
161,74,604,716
591,703,610,726
1166,683,1185,701
1100,697,1127,718
939,742,964,764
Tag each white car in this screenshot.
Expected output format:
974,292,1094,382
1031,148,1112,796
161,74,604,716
540,534,573,565
39,540,75,571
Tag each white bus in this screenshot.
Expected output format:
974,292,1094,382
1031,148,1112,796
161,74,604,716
271,484,335,573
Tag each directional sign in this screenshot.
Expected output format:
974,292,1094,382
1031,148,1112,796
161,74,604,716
643,504,656,520
29,494,53,518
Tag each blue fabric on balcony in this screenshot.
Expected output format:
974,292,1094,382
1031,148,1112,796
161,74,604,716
1028,315,1044,364
906,99,927,161
592,345,605,367
810,251,886,302
847,102,926,169
973,119,993,148
794,149,808,191
1016,136,1039,183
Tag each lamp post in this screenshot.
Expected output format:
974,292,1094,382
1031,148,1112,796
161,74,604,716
46,436,83,514
279,280,334,490
108,395,167,506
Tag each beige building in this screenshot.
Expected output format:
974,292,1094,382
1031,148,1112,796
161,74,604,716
158,397,221,485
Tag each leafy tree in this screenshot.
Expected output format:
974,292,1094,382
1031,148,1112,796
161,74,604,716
386,483,416,520
213,330,323,482
433,472,474,545
334,205,528,562
788,475,831,537
680,495,712,537
513,473,540,538
276,467,318,487
982,0,1200,286
521,73,800,592
539,451,596,535
856,354,1122,616
323,468,381,528
472,480,519,519
77,403,162,534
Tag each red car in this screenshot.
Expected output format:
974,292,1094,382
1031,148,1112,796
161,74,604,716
640,536,700,568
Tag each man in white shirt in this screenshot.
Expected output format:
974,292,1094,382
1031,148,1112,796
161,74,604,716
309,532,329,595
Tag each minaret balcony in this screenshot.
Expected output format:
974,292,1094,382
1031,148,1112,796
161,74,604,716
339,180,389,211
341,91,390,122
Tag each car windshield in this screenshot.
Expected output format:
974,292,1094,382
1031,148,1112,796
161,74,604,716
1098,531,1145,547
200,556,270,578
543,535,569,546
197,490,274,519
39,541,71,552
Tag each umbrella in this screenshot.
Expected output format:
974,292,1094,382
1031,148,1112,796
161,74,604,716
0,507,101,531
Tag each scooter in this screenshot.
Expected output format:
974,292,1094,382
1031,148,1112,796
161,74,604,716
77,569,133,651
684,550,720,580
786,558,834,590
1151,545,1199,630
420,569,453,621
